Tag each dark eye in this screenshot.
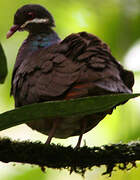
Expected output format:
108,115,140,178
27,12,35,20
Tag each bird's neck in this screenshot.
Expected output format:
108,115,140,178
15,29,60,71
16,29,60,62
26,28,61,50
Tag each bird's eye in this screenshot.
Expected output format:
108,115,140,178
27,12,35,20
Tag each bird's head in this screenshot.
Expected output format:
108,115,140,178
7,4,55,38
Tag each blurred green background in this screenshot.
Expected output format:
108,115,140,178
0,0,140,179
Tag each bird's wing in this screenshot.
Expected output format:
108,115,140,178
60,32,134,99
12,32,134,106
11,42,82,106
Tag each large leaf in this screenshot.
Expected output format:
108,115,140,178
0,93,139,131
0,43,8,84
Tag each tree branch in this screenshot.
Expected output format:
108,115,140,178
0,138,139,176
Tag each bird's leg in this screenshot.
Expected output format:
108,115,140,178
45,119,60,144
70,120,86,174
75,119,87,148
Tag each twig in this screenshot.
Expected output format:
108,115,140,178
0,138,139,176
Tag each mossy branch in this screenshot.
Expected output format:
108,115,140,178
0,138,139,176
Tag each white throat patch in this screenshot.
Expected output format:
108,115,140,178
21,18,49,29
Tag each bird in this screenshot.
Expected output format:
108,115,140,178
7,4,134,147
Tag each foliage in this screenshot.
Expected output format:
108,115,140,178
0,43,7,83
0,94,139,132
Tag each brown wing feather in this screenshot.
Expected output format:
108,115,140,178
61,32,134,100
12,31,134,107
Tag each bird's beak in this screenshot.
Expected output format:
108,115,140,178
6,24,20,39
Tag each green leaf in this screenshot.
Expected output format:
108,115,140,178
0,43,8,84
0,93,140,131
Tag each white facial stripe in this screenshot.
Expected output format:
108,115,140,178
20,18,49,28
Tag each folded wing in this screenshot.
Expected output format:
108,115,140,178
11,32,134,106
